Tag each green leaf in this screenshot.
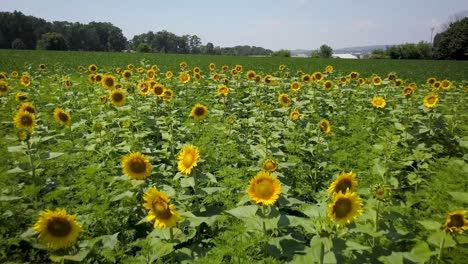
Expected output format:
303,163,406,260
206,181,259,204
110,191,134,202
41,152,64,160
418,220,441,231
448,192,468,203
345,240,371,252
101,232,119,249
0,195,22,201
7,166,25,174
8,145,26,153
180,177,195,188
226,205,258,219
378,252,404,264
50,249,90,262
428,231,456,248
403,241,434,263
201,187,225,194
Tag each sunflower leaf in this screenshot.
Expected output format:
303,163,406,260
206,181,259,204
448,192,468,203
50,249,90,262
417,220,441,231
226,205,258,219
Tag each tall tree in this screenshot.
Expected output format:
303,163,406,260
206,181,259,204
433,17,468,60
319,44,333,58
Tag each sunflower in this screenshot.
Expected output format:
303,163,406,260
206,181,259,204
77,66,84,73
328,171,358,195
122,152,152,180
278,94,290,107
279,64,286,71
231,69,238,76
254,75,262,83
122,70,132,79
0,71,7,80
101,75,116,89
235,65,243,72
408,82,417,89
19,103,36,115
21,74,31,87
191,104,209,120
217,85,229,96
349,71,359,80
290,81,301,92
212,73,220,82
15,91,29,102
14,110,36,131
264,75,273,84
137,67,145,74
372,76,382,86
151,64,158,71
372,96,386,108
262,159,278,172
143,187,181,228
358,78,366,86
338,76,348,85
319,119,331,134
209,63,216,71
325,65,334,73
95,74,102,83
432,81,441,90
297,70,304,77
193,67,201,74
441,80,452,89
64,78,72,88
180,61,188,70
301,74,311,82
372,183,391,201
328,191,363,225
165,71,173,79
426,77,437,86
88,64,98,72
163,89,174,101
177,145,200,175
403,87,413,97
0,81,9,96
387,73,396,81
109,89,126,107
11,71,19,78
314,72,324,82
323,80,334,91
223,78,229,85
88,74,96,83
423,93,438,109
395,79,404,87
246,70,256,80
146,69,155,79
127,64,134,70
247,171,281,206
33,208,82,249
221,65,229,73
99,95,107,104
53,108,71,128
443,210,468,234
152,83,165,97
38,63,46,70
194,73,201,81
290,110,300,121
179,72,191,84
115,67,122,74
284,73,289,78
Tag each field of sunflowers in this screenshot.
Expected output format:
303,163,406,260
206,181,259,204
0,50,467,263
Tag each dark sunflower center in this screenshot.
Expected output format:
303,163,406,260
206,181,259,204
351,73,357,78
448,215,464,228
59,112,69,122
113,92,123,102
25,107,35,114
321,122,329,131
152,200,172,220
334,198,352,218
21,115,33,126
255,179,274,199
326,82,332,88
0,85,7,92
124,72,131,78
281,96,289,104
148,72,154,78
19,95,28,101
96,76,102,82
105,78,114,87
263,161,276,171
427,97,436,104
336,180,352,193
47,218,72,237
154,87,164,95
194,107,205,116
130,158,146,173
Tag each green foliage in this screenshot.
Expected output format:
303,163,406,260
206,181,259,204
11,38,27,49
271,49,291,57
434,17,468,60
136,43,151,53
386,42,433,59
36,32,69,50
319,44,333,58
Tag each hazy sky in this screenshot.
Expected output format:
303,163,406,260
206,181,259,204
2,0,468,50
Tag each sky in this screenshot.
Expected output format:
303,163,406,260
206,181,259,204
1,0,468,51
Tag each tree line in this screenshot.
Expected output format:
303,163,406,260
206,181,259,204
0,11,272,56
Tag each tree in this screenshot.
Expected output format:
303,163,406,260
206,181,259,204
433,17,468,60
11,38,27,49
36,32,68,50
271,49,290,57
319,44,333,58
137,43,151,53
206,42,214,54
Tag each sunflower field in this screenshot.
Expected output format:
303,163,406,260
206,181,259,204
0,50,467,264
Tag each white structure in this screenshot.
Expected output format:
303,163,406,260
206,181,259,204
332,53,359,59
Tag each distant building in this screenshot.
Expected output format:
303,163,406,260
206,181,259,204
292,53,309,58
332,53,360,59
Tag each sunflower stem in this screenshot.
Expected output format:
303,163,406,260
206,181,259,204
169,227,174,241
26,139,36,178
437,233,445,263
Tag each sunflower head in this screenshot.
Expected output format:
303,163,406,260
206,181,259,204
122,152,152,180
278,94,290,107
146,69,155,79
395,79,404,87
325,65,334,73
15,91,29,102
152,83,165,97
358,78,366,86
372,96,386,108
323,80,334,91
279,64,286,71
180,61,188,70
372,76,382,86
88,64,98,72
221,65,229,72
39,64,46,70
177,145,200,175
21,74,31,87
426,77,437,85
34,208,82,249
301,74,311,82
110,89,126,107
262,159,278,172
319,119,331,134
423,93,439,109
217,85,229,96
151,64,158,71
387,72,396,81
290,81,301,92
254,75,262,83
143,187,181,228
0,80,9,96
165,71,173,79
163,89,174,102
127,64,134,70
247,171,282,206
99,95,107,104
19,103,36,116
101,75,116,89
14,110,37,131
235,65,243,72
11,71,19,78
0,71,8,80
212,73,220,82
264,75,273,84
191,104,209,120
314,72,324,82
193,67,201,74
372,183,391,201
95,74,102,83
441,79,452,89
209,63,216,71
443,210,468,234
246,70,256,80
290,110,300,121
194,73,201,81
339,76,348,85
179,72,191,84
137,67,145,74
53,108,71,128
403,87,413,97
328,191,363,225
122,70,133,79
328,171,358,195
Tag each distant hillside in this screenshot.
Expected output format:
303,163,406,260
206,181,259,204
290,45,394,56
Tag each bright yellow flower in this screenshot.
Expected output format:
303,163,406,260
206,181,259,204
247,171,282,206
